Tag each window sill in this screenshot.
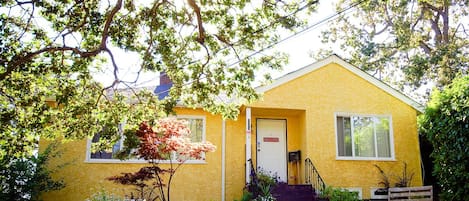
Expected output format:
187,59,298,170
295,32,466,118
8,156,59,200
84,159,207,164
335,156,396,161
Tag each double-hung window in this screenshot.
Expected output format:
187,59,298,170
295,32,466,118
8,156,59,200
336,114,394,160
86,116,206,163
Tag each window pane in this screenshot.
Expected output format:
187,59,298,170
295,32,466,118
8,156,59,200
88,118,206,161
90,133,121,159
343,117,352,156
176,117,204,160
337,117,352,156
337,117,345,156
182,118,203,142
375,117,391,157
352,116,375,157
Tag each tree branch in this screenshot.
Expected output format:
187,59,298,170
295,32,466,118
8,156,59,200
101,0,123,47
421,2,442,14
0,46,98,81
430,12,442,46
454,23,469,38
0,0,123,81
411,9,424,32
187,0,205,44
441,2,449,44
215,34,242,62
58,1,90,43
16,1,35,41
375,23,390,35
419,41,432,54
14,0,38,5
104,47,120,84
421,1,444,45
383,3,394,27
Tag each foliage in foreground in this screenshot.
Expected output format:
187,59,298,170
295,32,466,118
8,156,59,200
234,190,253,201
86,190,125,201
319,186,360,201
0,0,319,170
107,118,216,201
419,75,469,200
0,142,66,201
318,0,468,91
374,162,415,189
243,169,278,201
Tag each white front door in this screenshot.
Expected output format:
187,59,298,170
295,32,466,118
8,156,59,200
256,119,287,182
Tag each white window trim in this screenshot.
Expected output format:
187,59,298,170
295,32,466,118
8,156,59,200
85,115,208,164
334,112,396,161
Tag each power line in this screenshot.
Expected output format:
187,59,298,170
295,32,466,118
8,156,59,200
226,0,366,67
122,0,320,88
154,0,367,96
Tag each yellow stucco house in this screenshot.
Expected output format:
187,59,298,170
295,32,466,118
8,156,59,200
42,55,424,200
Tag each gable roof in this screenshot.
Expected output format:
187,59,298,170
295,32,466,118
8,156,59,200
256,54,424,113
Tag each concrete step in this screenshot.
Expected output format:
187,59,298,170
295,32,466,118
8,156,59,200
271,183,317,201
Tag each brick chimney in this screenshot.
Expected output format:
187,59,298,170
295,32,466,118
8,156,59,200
160,72,172,85
154,71,173,100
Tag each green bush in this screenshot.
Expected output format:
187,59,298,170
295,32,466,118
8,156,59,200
234,190,253,201
419,75,469,200
0,142,65,201
86,190,124,201
244,170,278,201
320,186,360,201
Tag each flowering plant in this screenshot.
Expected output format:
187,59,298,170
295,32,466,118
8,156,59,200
108,118,216,201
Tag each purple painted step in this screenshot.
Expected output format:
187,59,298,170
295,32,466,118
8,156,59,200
271,183,318,201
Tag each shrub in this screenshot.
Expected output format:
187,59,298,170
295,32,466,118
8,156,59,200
245,170,278,201
108,119,216,201
234,190,253,201
374,164,391,189
374,162,414,188
0,141,66,201
86,190,124,201
320,187,359,201
419,75,469,200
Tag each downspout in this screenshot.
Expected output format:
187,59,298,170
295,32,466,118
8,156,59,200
245,107,252,183
221,119,226,201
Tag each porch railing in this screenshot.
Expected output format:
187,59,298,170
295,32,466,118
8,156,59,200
305,158,326,193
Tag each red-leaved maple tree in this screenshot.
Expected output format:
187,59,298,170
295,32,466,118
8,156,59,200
108,118,216,201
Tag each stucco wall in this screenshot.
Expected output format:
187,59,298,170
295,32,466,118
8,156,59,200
41,108,225,201
250,63,423,199
224,114,247,201
41,61,422,200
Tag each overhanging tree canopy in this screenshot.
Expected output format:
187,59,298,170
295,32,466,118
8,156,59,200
318,0,468,91
0,0,318,162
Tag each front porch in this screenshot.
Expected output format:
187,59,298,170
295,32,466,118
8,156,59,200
242,107,328,200
247,107,307,185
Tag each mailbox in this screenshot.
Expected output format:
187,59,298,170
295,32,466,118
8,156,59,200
288,150,301,162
